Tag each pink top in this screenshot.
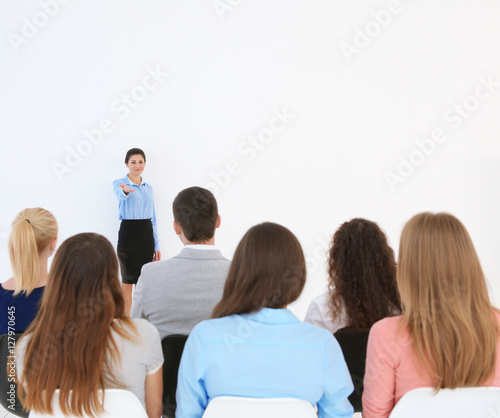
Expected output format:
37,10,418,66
362,311,500,418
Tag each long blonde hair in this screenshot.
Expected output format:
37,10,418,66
18,233,137,416
398,212,498,389
8,208,58,295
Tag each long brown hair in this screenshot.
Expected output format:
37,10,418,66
328,218,400,328
8,208,58,295
18,233,137,416
398,212,499,389
212,222,306,318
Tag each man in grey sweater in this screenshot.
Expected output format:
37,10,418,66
130,186,230,339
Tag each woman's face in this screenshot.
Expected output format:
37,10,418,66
126,154,146,177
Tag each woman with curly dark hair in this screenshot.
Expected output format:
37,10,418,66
305,218,401,332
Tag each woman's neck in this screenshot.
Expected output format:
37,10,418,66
2,256,49,291
36,262,49,287
128,173,141,185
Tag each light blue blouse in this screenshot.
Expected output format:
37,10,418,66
113,175,159,251
176,308,354,418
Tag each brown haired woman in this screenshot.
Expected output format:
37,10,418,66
304,218,401,332
113,147,161,314
363,213,500,417
176,222,354,417
16,233,163,418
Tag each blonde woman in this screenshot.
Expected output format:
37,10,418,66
1,208,57,334
16,233,163,417
362,213,500,417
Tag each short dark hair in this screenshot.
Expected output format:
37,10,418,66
212,222,306,318
125,148,146,163
172,187,218,243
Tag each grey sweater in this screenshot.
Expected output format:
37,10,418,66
130,247,230,339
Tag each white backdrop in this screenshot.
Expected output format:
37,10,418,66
1,0,500,318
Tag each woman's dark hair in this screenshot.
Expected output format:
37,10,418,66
328,218,400,329
125,148,146,163
212,222,306,318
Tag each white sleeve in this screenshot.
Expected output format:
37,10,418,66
304,292,332,331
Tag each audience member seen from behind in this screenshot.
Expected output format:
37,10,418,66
176,222,354,418
1,208,57,334
304,218,400,333
16,233,163,418
362,213,500,418
131,186,230,339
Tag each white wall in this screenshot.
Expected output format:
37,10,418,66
1,0,500,318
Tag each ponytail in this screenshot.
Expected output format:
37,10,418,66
8,208,58,295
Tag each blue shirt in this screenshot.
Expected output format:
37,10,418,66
0,286,44,334
176,308,354,418
113,175,159,251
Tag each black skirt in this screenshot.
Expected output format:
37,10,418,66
117,219,154,285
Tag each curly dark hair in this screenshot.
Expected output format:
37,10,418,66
328,218,401,329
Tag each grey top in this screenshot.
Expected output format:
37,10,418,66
131,246,230,339
16,318,163,408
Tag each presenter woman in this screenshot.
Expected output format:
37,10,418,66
113,148,160,314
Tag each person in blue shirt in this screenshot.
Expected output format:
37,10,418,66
176,222,354,418
1,207,58,335
113,148,160,314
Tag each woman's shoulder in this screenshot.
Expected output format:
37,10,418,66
191,316,229,333
1,278,15,291
16,332,32,357
129,317,159,334
116,318,161,344
187,315,248,343
494,308,500,321
372,315,407,333
368,315,410,350
0,284,44,301
113,175,128,185
371,315,404,331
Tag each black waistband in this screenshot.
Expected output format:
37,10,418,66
120,219,151,224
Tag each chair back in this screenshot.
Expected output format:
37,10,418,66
202,396,317,418
0,332,29,417
161,334,188,417
28,388,147,417
389,387,500,418
333,326,370,412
